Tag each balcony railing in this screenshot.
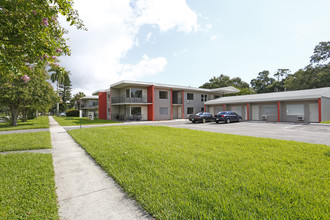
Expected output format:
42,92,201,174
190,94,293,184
172,99,183,104
111,113,144,121
81,105,98,109
111,95,148,104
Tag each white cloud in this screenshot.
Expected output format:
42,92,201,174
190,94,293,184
60,0,201,95
210,35,217,41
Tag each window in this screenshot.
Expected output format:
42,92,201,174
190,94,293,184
159,107,168,115
126,89,129,98
187,93,194,100
286,104,304,115
131,88,142,98
201,94,204,102
204,94,208,101
201,107,204,112
187,107,194,114
131,107,141,115
215,95,220,99
159,91,168,99
262,105,277,115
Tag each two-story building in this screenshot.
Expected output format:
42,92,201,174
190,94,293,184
93,80,239,121
80,96,99,118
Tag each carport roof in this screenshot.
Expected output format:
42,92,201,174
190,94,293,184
205,87,330,105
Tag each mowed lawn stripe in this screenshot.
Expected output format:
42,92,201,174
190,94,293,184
0,116,49,131
0,132,52,152
69,126,329,219
53,116,120,126
0,153,58,219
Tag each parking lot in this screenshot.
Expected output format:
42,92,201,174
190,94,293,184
154,120,330,146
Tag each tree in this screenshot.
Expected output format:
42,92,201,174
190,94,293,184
310,41,330,65
250,70,276,93
0,65,57,125
73,92,86,111
0,0,86,76
200,74,250,90
273,69,290,92
58,73,72,112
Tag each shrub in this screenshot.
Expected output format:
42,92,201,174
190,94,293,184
66,109,79,117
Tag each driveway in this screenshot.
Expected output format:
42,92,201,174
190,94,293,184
64,120,330,146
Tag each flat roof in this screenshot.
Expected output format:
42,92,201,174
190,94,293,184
81,96,99,100
109,80,239,94
206,87,330,105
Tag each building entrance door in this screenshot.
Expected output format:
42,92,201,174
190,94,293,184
252,105,259,120
309,103,319,122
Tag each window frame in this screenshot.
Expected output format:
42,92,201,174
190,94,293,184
187,93,194,100
159,91,168,99
187,107,194,114
159,107,168,115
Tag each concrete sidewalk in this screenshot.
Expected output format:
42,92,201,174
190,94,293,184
49,116,152,220
0,128,49,135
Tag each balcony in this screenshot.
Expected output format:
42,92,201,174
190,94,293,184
111,113,144,121
81,104,98,110
111,95,148,104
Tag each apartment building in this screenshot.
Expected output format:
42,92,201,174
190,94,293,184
80,96,99,117
93,80,239,121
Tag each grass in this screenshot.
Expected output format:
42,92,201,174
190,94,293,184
0,116,49,131
69,126,330,219
0,132,51,152
321,120,330,124
53,116,120,126
0,153,58,219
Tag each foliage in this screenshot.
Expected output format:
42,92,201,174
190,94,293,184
54,116,120,126
72,92,86,110
0,66,57,125
285,64,330,90
59,73,72,111
69,126,329,219
250,70,276,93
200,74,249,90
0,0,85,75
321,121,330,124
310,41,330,65
0,153,58,219
0,132,51,152
65,109,79,117
0,116,49,131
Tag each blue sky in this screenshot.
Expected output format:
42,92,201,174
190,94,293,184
60,0,330,95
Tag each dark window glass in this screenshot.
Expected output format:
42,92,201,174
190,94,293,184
187,93,194,100
201,107,204,112
201,94,204,102
205,94,208,101
131,88,142,98
187,107,194,114
131,107,141,115
159,91,168,99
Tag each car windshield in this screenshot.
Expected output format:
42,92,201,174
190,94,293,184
218,111,227,114
196,112,204,115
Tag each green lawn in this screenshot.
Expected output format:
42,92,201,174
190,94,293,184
53,116,120,126
69,126,329,219
0,116,49,131
321,120,330,124
0,132,51,152
0,153,58,219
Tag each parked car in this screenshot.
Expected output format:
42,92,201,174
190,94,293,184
214,111,242,123
189,112,214,123
59,112,66,117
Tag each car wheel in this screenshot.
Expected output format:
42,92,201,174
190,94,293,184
238,118,242,122
202,118,206,123
192,121,195,123
216,121,219,123
226,118,230,124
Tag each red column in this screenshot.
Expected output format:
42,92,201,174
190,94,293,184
182,90,184,119
223,104,226,111
318,98,322,122
147,85,154,121
204,104,206,112
98,92,107,120
171,89,173,120
277,101,280,122
247,103,249,120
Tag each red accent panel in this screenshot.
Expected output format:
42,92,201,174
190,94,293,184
318,98,322,122
182,90,184,119
277,101,280,122
204,104,206,112
98,92,107,120
247,103,249,120
147,86,154,121
171,89,173,120
223,104,226,111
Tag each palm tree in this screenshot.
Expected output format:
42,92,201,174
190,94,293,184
73,92,86,111
49,66,68,116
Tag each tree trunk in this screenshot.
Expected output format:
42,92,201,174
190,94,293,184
36,110,39,118
22,108,27,122
10,107,19,126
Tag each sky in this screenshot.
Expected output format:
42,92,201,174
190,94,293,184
59,0,330,96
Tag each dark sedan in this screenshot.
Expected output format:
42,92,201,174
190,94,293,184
214,111,242,123
189,112,214,123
